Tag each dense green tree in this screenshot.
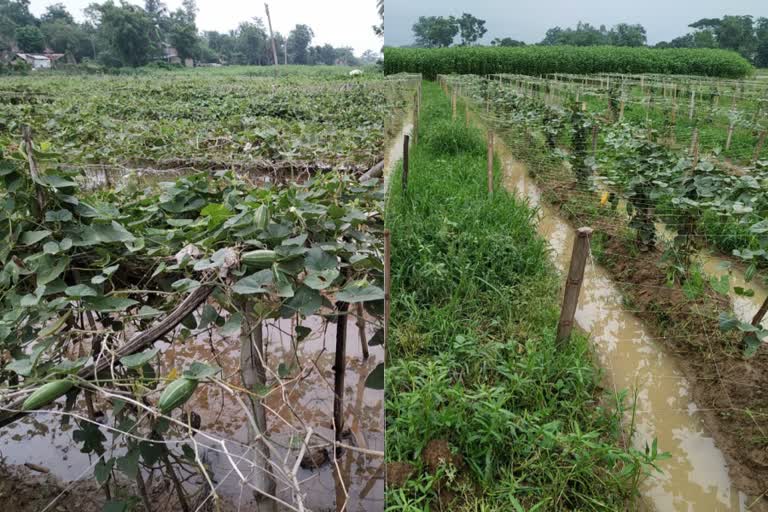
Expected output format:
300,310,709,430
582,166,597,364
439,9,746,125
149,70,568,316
690,15,756,58
91,1,155,67
412,15,457,48
287,24,313,64
0,0,35,27
542,22,609,46
360,48,380,64
333,46,358,66
40,3,73,24
756,17,768,67
456,13,486,45
491,37,525,47
609,23,646,46
41,20,87,56
314,43,336,65
168,6,197,60
16,24,44,52
373,0,383,37
236,20,268,65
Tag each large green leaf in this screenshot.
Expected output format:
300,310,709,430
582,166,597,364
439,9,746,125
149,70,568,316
336,280,384,303
120,348,159,369
364,363,384,390
21,230,52,245
84,296,138,312
183,362,222,380
232,270,273,295
37,255,70,285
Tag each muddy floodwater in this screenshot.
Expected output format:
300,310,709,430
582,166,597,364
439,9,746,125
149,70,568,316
498,141,756,511
0,313,384,512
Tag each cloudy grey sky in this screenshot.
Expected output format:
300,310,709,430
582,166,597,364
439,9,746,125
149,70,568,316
385,0,768,47
29,0,382,56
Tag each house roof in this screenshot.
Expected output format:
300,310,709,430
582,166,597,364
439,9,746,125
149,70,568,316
16,53,51,61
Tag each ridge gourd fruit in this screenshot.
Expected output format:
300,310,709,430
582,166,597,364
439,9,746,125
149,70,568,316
22,379,74,411
242,249,277,269
157,377,198,414
254,205,269,230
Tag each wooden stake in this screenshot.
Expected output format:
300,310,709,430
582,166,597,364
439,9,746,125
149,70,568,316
264,3,279,77
356,303,369,359
752,295,768,328
413,95,419,145
402,134,409,193
333,301,349,442
619,99,625,121
487,131,494,196
383,230,391,347
556,227,592,345
726,122,735,151
452,89,457,121
688,89,696,120
465,100,469,128
691,128,699,170
670,105,677,144
753,130,767,164
591,124,599,154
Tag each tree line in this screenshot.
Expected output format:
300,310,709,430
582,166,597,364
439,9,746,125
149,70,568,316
408,14,768,67
0,0,380,67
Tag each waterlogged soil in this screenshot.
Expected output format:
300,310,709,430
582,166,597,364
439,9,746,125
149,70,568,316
541,176,768,501
0,313,384,512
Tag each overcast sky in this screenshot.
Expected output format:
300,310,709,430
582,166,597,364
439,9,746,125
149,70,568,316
29,0,382,56
385,0,768,47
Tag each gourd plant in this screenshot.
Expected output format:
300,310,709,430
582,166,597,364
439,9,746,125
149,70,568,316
569,100,592,184
0,129,385,506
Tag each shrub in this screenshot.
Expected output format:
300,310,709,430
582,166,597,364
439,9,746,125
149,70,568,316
384,46,754,79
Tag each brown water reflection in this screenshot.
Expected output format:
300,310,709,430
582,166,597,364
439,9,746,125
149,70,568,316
0,312,384,512
497,141,752,512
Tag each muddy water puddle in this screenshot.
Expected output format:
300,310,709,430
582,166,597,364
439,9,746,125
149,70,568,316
500,144,753,511
0,313,384,512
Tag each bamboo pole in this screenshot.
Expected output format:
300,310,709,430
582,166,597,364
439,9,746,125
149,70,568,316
726,122,735,151
402,134,409,193
556,227,592,345
592,124,599,154
465,99,469,128
753,130,767,164
452,89,457,121
264,4,279,78
333,302,349,442
383,230,391,348
413,93,419,146
752,295,768,328
240,314,276,496
487,131,494,196
356,303,369,360
691,128,700,170
689,89,696,120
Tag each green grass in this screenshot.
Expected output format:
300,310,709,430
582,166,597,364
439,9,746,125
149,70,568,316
385,82,656,511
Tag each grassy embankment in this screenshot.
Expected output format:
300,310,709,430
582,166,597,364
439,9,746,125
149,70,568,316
384,81,657,511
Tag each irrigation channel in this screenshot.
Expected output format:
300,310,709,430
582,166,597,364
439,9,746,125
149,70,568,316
452,88,768,510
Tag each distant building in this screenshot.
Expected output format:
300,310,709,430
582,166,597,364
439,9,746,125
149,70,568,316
162,44,194,67
14,53,51,69
162,44,181,64
13,52,66,70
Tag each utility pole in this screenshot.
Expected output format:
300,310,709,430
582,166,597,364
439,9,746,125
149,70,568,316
264,3,279,77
